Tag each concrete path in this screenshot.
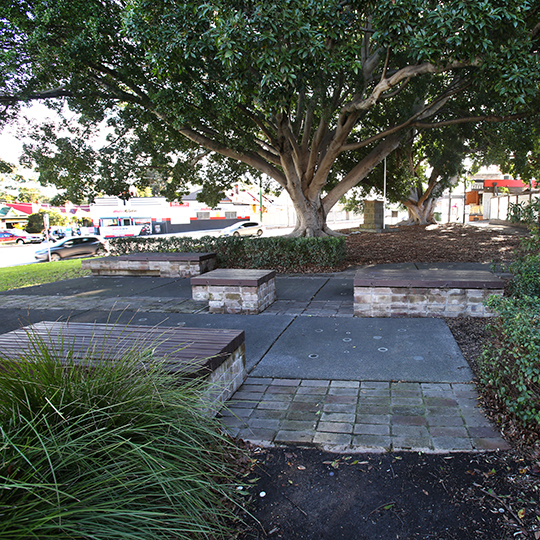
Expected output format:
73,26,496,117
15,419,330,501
0,264,510,453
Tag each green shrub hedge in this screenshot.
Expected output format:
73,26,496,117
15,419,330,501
109,235,346,271
479,295,540,429
480,224,540,432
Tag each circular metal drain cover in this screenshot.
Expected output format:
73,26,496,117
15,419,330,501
308,354,319,359
373,335,383,340
343,338,352,342
378,347,388,352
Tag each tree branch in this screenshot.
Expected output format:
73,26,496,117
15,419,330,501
342,59,480,114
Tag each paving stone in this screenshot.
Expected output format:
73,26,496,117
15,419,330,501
392,437,433,451
250,409,286,420
328,387,360,396
301,380,330,387
323,403,358,413
357,404,392,415
361,381,391,389
247,418,281,430
266,385,298,394
330,380,360,388
429,426,469,438
236,427,276,445
391,425,430,438
468,426,502,438
358,388,391,397
275,431,315,443
391,397,424,406
296,386,328,395
287,411,321,422
352,434,391,450
280,419,317,431
353,423,390,436
472,438,511,451
426,415,466,427
270,379,302,387
317,421,353,434
244,377,272,385
423,397,459,407
320,412,355,423
355,413,391,425
432,437,474,451
325,394,358,404
289,401,322,412
256,401,290,411
260,393,294,402
392,406,426,416
292,394,324,403
391,415,427,426
313,432,353,446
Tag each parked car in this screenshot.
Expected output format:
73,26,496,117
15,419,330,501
35,235,110,261
220,221,265,237
0,229,42,245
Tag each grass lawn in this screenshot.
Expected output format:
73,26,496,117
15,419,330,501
0,259,91,291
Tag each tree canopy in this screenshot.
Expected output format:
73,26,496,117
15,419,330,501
1,0,539,235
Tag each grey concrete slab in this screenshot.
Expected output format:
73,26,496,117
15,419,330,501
68,310,294,372
250,317,472,383
0,308,88,335
312,277,353,302
0,276,189,298
275,276,328,301
415,262,493,271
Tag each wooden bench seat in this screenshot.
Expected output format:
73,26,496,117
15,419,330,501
82,252,217,278
191,268,277,314
0,321,245,408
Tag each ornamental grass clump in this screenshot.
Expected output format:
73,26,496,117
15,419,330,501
0,327,246,539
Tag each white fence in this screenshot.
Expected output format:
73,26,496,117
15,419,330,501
489,193,540,222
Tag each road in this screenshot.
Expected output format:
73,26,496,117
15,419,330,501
0,242,44,268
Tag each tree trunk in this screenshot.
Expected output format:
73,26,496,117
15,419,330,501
287,189,340,237
402,198,437,225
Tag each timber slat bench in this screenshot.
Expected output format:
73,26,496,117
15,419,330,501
191,269,277,314
82,252,217,278
354,265,505,317
0,321,245,408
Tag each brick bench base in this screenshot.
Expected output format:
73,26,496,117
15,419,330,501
82,252,217,278
354,266,505,317
0,322,245,410
191,269,277,314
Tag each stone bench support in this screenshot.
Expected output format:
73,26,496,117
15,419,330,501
354,266,505,317
0,322,245,410
82,252,217,278
191,269,277,314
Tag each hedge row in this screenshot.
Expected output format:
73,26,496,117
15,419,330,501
109,235,346,271
479,225,540,432
480,295,540,428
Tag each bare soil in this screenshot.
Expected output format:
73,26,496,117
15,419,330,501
236,223,540,540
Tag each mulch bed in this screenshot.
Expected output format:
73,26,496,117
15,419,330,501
235,223,540,540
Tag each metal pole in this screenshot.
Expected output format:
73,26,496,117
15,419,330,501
259,177,263,222
383,157,386,229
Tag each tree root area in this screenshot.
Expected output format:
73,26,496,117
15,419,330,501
238,448,540,540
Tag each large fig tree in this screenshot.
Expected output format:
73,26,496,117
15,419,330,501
1,0,539,235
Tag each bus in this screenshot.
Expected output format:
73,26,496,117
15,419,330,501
98,216,152,238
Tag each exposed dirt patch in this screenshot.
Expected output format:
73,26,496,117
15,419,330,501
235,223,540,540
238,448,540,540
342,223,526,267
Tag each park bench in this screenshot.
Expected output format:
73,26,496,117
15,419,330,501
353,264,505,317
82,252,217,278
191,268,277,314
0,321,245,409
